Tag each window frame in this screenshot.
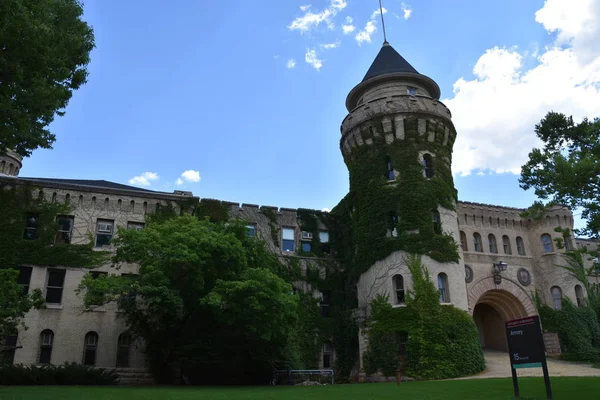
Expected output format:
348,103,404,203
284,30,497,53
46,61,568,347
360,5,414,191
502,235,512,255
83,332,99,366
393,274,405,305
423,153,434,178
488,234,498,253
39,329,54,364
541,234,554,253
575,285,584,307
116,333,131,368
473,232,483,252
551,286,562,310
55,215,74,244
432,210,442,234
322,342,333,369
45,268,66,305
516,236,526,256
437,273,450,303
23,213,39,240
95,219,114,248
245,224,256,237
126,221,145,231
17,266,33,295
460,231,468,251
281,227,295,252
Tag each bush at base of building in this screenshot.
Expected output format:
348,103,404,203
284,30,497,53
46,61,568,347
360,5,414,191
363,255,485,380
538,299,600,363
0,363,119,385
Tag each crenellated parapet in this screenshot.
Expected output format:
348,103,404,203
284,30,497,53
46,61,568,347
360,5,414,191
340,94,456,159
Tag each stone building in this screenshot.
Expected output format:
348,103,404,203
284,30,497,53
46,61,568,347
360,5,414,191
1,42,597,376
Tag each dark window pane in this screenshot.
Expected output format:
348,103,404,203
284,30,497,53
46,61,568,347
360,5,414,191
246,225,256,237
396,290,405,304
95,234,112,247
282,239,294,252
23,228,38,240
90,271,107,279
47,269,65,287
320,243,331,254
323,354,331,369
302,242,311,252
56,217,73,232
116,349,129,367
39,347,52,364
84,349,96,366
45,288,63,304
55,231,71,244
17,267,32,285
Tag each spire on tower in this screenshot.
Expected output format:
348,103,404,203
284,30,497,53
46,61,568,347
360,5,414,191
378,0,388,44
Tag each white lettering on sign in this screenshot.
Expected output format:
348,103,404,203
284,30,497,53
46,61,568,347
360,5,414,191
510,330,523,336
513,353,530,361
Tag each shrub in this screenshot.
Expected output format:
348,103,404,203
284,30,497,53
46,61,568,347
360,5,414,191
363,255,485,380
0,362,119,385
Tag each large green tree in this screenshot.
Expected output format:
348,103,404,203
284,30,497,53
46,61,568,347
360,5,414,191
0,269,44,341
79,215,301,385
0,0,94,157
520,112,600,237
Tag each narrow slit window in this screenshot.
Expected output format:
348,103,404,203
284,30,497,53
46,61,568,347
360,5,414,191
423,154,434,178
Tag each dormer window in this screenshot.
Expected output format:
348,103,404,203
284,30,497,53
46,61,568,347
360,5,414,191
407,86,417,96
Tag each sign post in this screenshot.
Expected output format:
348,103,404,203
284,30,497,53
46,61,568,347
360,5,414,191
505,316,552,399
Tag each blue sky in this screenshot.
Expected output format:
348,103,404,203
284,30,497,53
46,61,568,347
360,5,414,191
21,0,600,229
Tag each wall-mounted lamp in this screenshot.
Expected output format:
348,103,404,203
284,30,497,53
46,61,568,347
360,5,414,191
492,261,508,284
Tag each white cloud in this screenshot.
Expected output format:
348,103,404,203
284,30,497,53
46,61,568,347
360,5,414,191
445,0,600,177
175,178,184,186
288,0,347,32
300,4,311,12
355,8,386,45
305,48,323,70
320,41,340,50
342,16,355,34
322,208,331,212
401,3,412,20
128,172,159,187
287,59,297,69
180,170,201,183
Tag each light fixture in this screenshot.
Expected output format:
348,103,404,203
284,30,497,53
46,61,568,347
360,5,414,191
493,261,508,273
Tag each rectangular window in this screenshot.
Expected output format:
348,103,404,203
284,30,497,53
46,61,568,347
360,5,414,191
282,228,295,252
23,214,39,240
55,216,74,244
95,219,114,247
407,86,417,96
45,269,66,304
319,230,330,254
17,266,33,295
246,225,256,237
126,221,145,231
302,242,312,252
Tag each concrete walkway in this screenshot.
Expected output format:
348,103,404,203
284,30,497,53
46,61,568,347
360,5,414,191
457,350,600,379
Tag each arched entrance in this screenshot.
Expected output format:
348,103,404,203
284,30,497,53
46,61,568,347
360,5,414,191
469,277,537,352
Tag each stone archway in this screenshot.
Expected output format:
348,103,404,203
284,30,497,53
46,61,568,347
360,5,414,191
469,277,537,352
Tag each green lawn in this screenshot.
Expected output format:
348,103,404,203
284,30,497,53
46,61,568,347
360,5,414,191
1,377,599,400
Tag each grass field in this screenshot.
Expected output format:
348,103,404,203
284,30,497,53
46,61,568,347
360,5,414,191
1,377,600,400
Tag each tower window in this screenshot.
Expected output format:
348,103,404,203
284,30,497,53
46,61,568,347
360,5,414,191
551,286,562,310
575,285,585,307
438,273,450,303
423,154,434,178
393,275,405,304
432,210,442,234
407,86,417,96
388,212,399,237
386,157,395,180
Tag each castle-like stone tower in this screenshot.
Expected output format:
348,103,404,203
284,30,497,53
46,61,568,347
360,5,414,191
341,42,467,313
0,149,22,176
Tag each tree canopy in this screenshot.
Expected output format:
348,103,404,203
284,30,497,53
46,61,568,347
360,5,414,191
0,0,95,157
520,112,600,237
0,269,44,340
79,215,302,385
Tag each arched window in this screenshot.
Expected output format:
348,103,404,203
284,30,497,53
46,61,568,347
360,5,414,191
1,334,18,365
541,234,554,253
516,236,526,256
551,286,562,310
116,333,131,367
322,341,333,369
423,154,434,178
432,210,442,234
473,233,483,252
502,235,512,255
564,235,574,251
460,231,468,251
393,275,405,304
438,273,450,303
39,329,54,364
575,285,584,307
83,332,99,366
488,234,498,253
386,157,394,180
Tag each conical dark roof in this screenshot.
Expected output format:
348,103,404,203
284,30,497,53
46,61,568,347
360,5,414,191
362,42,418,81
